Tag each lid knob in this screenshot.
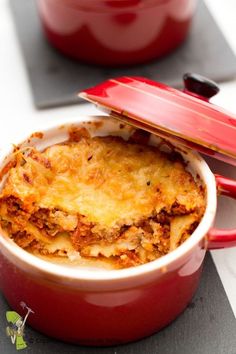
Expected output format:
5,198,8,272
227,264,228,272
183,73,220,100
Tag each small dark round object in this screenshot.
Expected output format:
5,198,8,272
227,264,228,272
183,73,220,99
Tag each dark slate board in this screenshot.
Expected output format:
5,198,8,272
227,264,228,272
1,253,236,354
9,0,236,109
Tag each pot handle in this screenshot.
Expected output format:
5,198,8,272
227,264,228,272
207,174,236,249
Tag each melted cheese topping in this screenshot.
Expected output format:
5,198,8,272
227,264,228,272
1,136,205,230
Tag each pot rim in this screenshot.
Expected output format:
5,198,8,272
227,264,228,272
40,0,173,12
0,115,216,282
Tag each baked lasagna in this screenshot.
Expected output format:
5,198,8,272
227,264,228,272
0,128,205,268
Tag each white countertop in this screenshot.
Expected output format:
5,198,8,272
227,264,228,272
1,0,236,316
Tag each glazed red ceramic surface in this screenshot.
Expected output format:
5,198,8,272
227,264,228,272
0,116,236,346
80,74,236,165
0,248,203,345
37,0,197,65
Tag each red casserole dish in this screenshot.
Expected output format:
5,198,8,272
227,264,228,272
1,74,236,346
37,0,198,66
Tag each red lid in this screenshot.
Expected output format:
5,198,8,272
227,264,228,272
79,74,236,166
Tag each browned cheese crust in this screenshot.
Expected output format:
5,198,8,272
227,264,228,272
0,129,206,268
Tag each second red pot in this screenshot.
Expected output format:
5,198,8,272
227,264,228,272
37,0,198,66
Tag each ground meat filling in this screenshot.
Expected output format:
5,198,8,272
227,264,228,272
13,231,35,249
1,199,198,268
29,209,77,236
69,208,188,267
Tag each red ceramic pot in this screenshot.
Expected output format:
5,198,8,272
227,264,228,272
0,115,236,346
36,0,197,66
